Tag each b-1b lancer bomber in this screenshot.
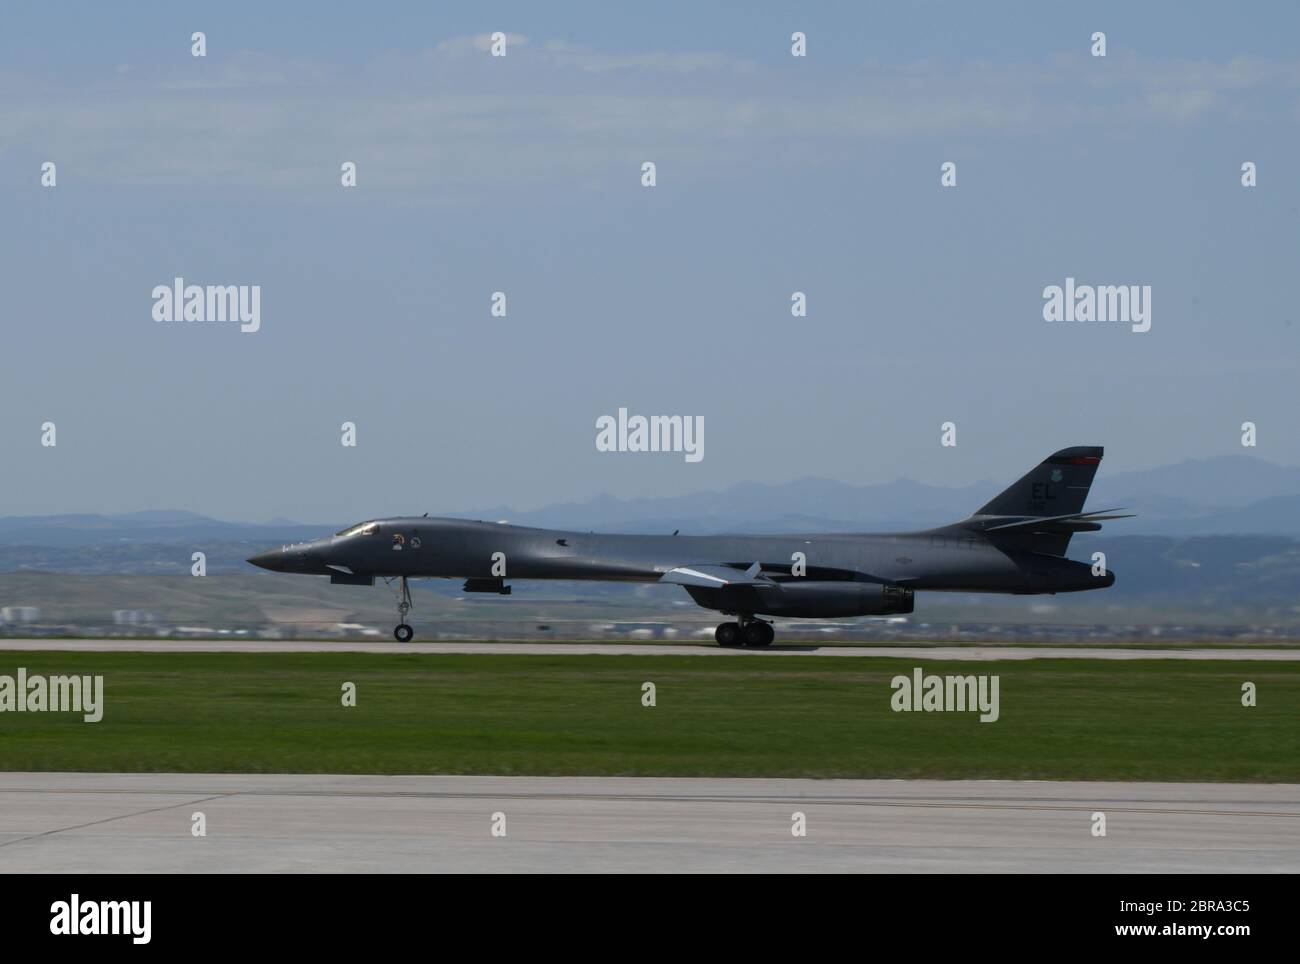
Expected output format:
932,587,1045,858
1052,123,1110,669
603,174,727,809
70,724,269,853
249,447,1130,646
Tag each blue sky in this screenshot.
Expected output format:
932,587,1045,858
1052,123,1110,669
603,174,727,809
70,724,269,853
3,2,1299,521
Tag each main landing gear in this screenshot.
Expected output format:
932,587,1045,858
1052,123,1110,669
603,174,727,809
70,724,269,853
715,616,774,648
390,575,414,642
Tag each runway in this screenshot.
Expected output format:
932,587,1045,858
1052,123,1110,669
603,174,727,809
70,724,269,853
0,773,1295,873
2,638,1298,660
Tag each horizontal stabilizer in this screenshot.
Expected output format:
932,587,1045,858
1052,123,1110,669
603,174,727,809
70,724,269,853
659,563,776,589
982,508,1135,533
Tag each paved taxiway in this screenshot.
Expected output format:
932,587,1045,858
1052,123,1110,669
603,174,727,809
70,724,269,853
2,639,1297,659
0,774,1295,873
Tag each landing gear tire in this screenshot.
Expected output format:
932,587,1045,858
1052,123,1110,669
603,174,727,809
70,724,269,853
388,574,415,642
743,621,774,647
715,622,741,647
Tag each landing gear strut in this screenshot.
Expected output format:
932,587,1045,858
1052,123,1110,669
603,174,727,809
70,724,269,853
715,616,774,648
391,575,414,642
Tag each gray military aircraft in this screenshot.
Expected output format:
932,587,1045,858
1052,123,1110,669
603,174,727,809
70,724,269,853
248,446,1129,646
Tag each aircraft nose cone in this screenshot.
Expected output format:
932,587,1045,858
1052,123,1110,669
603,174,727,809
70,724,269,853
247,549,285,572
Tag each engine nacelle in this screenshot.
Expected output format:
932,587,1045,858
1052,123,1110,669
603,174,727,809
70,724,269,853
686,581,914,618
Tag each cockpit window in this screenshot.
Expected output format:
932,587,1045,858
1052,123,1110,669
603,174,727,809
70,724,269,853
335,521,379,537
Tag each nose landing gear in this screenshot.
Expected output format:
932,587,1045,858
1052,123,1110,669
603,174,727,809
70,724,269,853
714,616,774,648
390,575,414,642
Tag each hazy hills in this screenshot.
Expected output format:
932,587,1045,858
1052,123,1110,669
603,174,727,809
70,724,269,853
471,455,1300,535
12,453,1299,541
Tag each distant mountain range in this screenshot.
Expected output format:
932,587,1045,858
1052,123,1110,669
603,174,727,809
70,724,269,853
3,454,1300,548
464,455,1300,535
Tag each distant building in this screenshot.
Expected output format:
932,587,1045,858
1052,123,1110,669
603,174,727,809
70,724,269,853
113,610,159,626
609,622,676,638
332,623,382,638
1,606,40,624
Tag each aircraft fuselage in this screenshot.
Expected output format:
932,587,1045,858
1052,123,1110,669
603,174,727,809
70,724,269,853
247,446,1123,644
252,516,1108,595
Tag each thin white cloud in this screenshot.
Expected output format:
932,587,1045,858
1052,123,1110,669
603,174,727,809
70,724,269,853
4,44,1297,192
540,39,757,75
436,32,530,55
